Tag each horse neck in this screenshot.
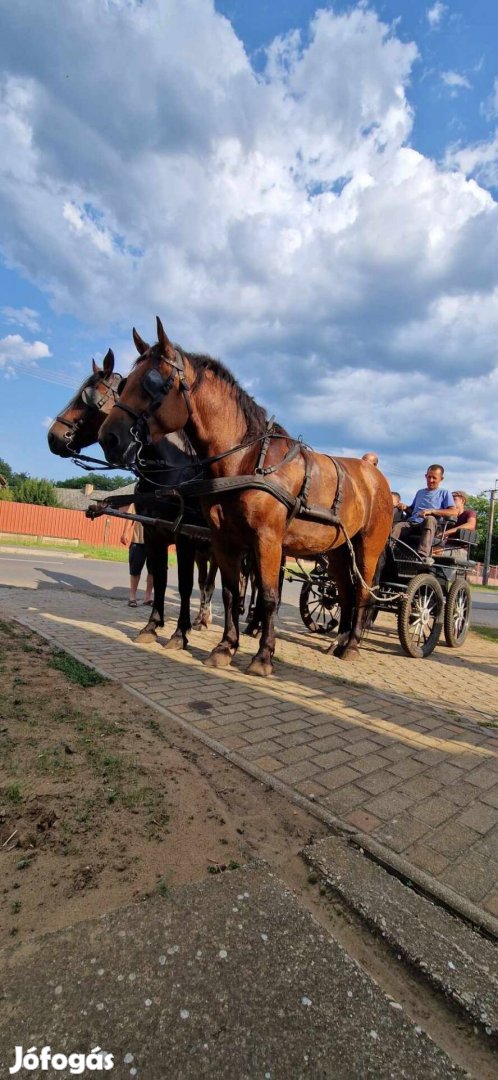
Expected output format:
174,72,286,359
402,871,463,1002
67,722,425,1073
182,360,253,476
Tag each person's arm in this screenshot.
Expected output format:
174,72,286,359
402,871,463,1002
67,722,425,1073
445,511,477,538
419,505,456,519
120,505,134,546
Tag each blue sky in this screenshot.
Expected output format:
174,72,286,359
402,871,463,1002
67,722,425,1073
1,0,498,498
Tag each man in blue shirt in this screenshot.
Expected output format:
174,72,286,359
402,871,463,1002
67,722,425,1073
392,465,456,562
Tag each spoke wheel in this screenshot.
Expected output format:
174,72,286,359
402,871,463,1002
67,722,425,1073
398,574,444,658
444,579,471,648
299,577,340,634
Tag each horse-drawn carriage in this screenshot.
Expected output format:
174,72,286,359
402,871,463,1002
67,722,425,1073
292,524,476,659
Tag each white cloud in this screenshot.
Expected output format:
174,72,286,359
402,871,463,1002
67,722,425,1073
0,0,497,487
427,3,447,29
1,306,40,332
441,71,472,91
445,133,498,190
0,333,51,372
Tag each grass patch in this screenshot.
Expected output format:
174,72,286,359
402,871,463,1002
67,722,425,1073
472,625,498,644
0,536,129,561
5,783,22,804
50,649,106,687
470,583,498,593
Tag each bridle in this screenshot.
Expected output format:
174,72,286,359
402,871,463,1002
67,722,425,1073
55,372,123,450
114,349,192,431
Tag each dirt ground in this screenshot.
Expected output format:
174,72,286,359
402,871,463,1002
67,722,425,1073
0,617,328,947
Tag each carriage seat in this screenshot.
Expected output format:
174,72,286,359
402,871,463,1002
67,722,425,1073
433,527,477,564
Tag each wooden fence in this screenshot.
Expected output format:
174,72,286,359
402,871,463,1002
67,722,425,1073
0,501,123,547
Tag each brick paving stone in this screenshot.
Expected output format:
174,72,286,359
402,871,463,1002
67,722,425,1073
307,734,348,754
481,784,498,809
349,752,393,776
274,720,308,736
322,784,367,815
454,802,498,835
363,790,419,820
482,892,498,918
274,760,319,784
319,765,362,791
242,727,283,745
473,827,498,861
425,821,481,858
274,731,311,749
440,855,498,904
277,745,316,766
442,781,481,806
311,749,351,770
463,765,498,790
345,809,382,833
412,797,457,828
356,770,400,796
404,842,450,876
401,776,442,799
373,814,428,853
243,741,286,760
386,758,427,780
222,735,249,751
378,744,415,762
342,739,381,757
307,722,345,738
412,749,448,765
252,755,284,773
423,763,465,785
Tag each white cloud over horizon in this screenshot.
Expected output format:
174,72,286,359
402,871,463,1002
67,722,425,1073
0,333,51,372
0,0,497,491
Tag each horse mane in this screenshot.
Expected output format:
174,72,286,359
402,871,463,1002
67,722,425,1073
134,343,289,438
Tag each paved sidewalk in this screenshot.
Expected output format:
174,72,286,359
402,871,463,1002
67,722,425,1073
1,585,497,928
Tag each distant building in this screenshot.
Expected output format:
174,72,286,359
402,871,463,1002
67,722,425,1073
53,481,135,512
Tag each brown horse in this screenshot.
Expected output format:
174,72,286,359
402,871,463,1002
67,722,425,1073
47,350,218,641
99,318,393,676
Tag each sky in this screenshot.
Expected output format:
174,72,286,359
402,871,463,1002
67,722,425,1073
1,0,498,500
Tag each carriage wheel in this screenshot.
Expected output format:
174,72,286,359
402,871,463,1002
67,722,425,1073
397,574,444,658
444,579,471,648
299,578,340,635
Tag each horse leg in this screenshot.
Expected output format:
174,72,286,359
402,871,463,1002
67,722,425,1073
247,538,282,677
204,545,241,669
164,535,194,650
136,528,168,643
325,546,354,659
339,535,379,661
193,548,217,629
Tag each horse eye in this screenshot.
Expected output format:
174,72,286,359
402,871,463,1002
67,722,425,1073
117,379,126,395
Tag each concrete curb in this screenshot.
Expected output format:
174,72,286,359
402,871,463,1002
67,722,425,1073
303,835,498,1041
9,609,498,943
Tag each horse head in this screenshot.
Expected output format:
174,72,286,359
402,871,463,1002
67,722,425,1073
99,318,190,465
47,349,123,457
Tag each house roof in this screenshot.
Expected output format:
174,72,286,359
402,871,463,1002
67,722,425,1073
53,482,136,511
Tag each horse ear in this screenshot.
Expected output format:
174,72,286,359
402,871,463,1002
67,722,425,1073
92,358,99,375
102,348,114,375
133,328,149,355
156,316,175,360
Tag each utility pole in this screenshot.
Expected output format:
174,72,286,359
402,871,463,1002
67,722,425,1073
482,482,498,587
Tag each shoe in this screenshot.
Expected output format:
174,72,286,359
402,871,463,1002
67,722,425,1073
142,599,153,606
128,599,138,607
420,556,434,566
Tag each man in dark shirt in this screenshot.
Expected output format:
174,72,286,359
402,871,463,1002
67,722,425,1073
391,491,404,525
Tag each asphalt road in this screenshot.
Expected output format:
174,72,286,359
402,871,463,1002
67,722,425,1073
0,547,497,628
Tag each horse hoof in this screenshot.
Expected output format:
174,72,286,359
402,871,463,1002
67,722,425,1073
330,643,343,657
192,619,210,631
163,633,188,651
136,628,158,644
340,647,360,662
203,648,234,669
247,658,273,677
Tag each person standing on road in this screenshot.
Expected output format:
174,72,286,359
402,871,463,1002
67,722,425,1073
121,504,154,607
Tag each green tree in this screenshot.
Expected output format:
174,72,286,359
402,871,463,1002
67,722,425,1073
0,457,14,486
0,486,13,501
467,495,498,563
15,478,58,507
55,472,133,491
